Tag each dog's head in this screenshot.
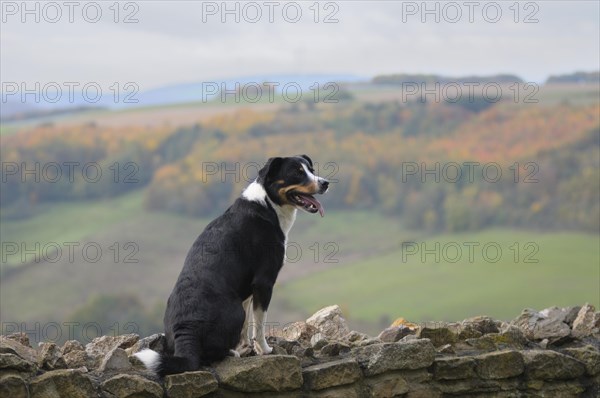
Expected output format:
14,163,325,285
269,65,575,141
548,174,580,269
257,155,329,216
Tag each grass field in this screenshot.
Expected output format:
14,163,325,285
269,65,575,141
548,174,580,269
0,190,410,271
279,229,600,328
0,191,412,328
0,191,146,269
2,191,598,335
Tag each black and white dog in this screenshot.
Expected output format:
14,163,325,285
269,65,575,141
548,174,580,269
135,155,328,376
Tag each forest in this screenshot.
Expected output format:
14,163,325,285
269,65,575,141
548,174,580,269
2,93,599,233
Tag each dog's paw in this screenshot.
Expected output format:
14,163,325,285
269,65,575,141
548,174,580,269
238,346,253,357
253,340,273,355
228,349,241,358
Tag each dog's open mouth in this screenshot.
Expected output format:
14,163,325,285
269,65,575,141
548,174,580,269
289,192,324,217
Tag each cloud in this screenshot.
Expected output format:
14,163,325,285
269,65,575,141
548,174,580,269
1,1,598,90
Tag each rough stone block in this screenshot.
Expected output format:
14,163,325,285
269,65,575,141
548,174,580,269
0,372,28,398
303,358,361,390
363,371,409,397
475,350,524,379
215,355,302,392
354,339,436,376
433,356,476,380
522,350,586,380
164,371,218,397
101,374,163,398
30,369,96,398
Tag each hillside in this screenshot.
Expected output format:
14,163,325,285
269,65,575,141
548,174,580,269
281,229,600,327
1,194,598,338
1,81,599,341
3,85,599,232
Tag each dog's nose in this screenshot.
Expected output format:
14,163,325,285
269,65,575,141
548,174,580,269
319,180,329,193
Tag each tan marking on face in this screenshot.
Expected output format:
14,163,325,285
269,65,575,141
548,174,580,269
277,182,319,204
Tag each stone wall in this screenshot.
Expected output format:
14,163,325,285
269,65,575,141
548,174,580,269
1,304,598,397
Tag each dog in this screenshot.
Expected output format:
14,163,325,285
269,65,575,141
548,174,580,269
135,155,329,376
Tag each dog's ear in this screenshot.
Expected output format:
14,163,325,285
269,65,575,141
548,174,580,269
298,154,313,167
258,157,283,184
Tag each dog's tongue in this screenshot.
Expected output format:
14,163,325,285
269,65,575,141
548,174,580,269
304,195,325,217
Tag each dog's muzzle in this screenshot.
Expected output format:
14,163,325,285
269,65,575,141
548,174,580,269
318,179,329,194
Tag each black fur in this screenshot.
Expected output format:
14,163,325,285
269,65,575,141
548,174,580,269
149,155,327,376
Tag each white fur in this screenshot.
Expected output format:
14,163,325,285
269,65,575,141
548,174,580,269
240,296,253,346
134,349,160,372
301,163,316,182
266,196,297,240
242,179,297,240
242,180,267,205
252,306,272,355
302,163,328,187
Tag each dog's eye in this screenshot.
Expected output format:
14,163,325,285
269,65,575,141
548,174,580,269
295,168,304,176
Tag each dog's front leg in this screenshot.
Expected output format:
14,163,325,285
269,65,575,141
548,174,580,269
252,307,272,355
240,296,253,346
235,296,254,356
252,283,273,355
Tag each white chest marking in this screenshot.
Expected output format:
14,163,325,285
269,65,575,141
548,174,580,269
242,181,267,205
267,197,297,241
242,180,297,241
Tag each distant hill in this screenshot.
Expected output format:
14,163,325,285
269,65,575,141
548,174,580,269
137,74,367,107
3,71,598,118
0,101,39,120
0,74,367,118
0,105,106,123
546,71,600,85
371,73,524,85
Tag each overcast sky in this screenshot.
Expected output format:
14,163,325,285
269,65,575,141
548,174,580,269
1,1,599,92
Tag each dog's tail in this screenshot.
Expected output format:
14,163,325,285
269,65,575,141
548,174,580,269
134,349,194,377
